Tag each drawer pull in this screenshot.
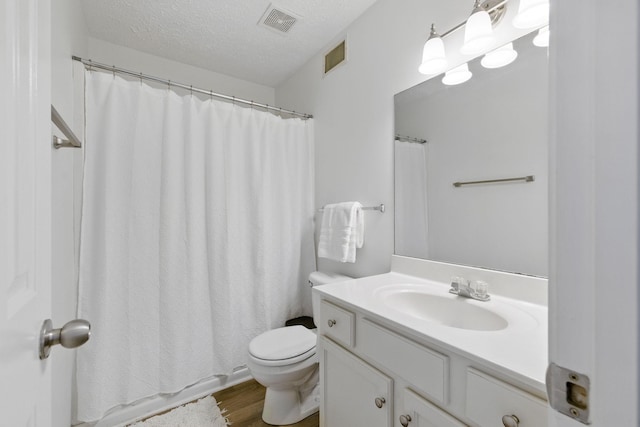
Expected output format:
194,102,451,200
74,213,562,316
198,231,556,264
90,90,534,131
399,414,412,426
502,414,520,427
327,319,337,327
374,397,385,408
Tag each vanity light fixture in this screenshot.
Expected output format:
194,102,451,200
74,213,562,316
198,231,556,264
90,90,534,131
532,26,550,47
481,42,518,68
419,24,448,75
417,0,549,76
513,0,549,29
460,0,496,55
442,63,472,85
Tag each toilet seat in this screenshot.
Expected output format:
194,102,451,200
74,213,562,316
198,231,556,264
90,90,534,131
249,326,317,367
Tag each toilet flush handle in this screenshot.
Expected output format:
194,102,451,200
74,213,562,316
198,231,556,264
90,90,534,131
327,319,336,327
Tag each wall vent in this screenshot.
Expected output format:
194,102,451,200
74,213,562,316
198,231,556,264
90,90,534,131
324,40,346,75
259,4,299,34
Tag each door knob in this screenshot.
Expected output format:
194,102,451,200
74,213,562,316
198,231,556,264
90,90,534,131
39,318,91,360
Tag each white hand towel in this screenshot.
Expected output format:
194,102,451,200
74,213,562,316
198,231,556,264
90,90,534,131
318,202,364,263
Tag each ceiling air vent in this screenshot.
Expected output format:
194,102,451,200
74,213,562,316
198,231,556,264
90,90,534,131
324,40,346,75
259,4,299,34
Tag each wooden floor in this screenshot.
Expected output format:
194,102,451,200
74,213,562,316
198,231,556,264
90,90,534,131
213,379,319,427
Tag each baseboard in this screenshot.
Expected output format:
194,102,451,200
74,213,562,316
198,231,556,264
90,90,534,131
74,367,252,427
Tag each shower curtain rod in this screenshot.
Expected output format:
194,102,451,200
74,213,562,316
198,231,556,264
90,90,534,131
72,56,313,120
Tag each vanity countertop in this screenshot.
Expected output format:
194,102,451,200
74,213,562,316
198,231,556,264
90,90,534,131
315,270,548,395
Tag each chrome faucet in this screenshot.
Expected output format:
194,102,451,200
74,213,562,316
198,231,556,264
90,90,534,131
449,277,490,301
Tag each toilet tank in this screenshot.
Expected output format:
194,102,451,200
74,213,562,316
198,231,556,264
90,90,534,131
309,271,352,327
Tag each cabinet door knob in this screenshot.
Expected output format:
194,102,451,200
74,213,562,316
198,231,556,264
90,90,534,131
327,319,336,327
399,414,412,426
502,414,520,427
374,397,385,408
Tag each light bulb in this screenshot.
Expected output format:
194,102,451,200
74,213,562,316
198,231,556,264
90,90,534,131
461,1,495,55
481,42,518,68
419,25,447,75
442,63,472,85
513,0,549,29
533,26,550,47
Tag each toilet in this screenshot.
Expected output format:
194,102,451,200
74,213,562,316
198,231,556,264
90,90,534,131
246,271,351,425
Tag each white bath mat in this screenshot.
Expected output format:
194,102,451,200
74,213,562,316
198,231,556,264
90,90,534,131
130,396,229,427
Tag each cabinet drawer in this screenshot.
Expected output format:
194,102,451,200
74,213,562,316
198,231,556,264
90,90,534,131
466,368,547,427
402,388,466,427
358,319,449,404
319,300,355,348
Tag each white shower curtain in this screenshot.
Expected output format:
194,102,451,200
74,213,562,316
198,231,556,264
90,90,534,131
394,140,429,258
76,72,316,422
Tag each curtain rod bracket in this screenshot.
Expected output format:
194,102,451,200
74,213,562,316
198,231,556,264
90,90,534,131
51,105,82,149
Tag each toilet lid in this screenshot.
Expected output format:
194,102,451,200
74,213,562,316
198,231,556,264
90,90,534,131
249,325,316,361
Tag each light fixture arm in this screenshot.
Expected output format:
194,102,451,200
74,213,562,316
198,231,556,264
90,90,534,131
440,0,509,38
471,0,484,14
428,23,439,39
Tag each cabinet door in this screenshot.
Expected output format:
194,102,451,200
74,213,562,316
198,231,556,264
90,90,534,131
320,336,393,427
399,388,466,427
466,368,547,427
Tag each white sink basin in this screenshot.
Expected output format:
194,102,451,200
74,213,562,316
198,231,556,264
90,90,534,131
374,284,535,332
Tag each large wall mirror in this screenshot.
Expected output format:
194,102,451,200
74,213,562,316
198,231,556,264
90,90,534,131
394,31,548,277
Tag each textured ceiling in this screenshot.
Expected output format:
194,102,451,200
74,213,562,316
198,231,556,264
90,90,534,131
81,0,379,87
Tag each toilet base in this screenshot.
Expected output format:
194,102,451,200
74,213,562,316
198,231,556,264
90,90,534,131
261,371,320,425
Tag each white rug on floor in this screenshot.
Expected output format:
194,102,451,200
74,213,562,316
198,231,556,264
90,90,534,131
131,396,229,427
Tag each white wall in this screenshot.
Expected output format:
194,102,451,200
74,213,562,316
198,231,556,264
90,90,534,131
275,0,533,278
86,37,275,106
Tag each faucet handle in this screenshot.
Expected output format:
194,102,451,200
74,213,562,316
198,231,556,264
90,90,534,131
450,276,466,290
473,280,489,298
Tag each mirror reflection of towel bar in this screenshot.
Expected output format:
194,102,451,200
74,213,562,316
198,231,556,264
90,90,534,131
395,134,427,144
318,204,385,213
453,175,535,187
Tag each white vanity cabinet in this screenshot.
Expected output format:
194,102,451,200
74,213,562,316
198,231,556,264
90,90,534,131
320,336,393,427
317,298,548,427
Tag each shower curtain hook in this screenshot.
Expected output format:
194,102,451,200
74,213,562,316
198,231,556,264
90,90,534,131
112,65,116,78
250,100,254,110
168,80,171,91
139,72,143,86
232,96,235,106
209,90,213,101
190,85,193,97
88,59,93,73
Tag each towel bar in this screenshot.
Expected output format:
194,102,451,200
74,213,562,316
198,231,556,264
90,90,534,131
453,175,535,187
318,204,385,213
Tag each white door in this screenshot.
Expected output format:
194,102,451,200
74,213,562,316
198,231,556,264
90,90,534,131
0,0,52,425
550,0,639,425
